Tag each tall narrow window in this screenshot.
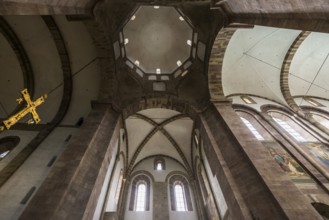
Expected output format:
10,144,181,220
135,182,146,211
169,175,193,211
174,183,187,211
273,118,306,142
241,117,264,140
129,174,151,211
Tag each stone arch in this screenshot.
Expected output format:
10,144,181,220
208,28,237,101
280,31,310,115
121,95,198,120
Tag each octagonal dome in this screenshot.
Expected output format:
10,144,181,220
123,6,193,75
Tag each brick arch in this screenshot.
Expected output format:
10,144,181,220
280,31,311,115
121,95,198,120
208,28,236,101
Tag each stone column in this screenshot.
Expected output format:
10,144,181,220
19,104,121,220
199,101,322,220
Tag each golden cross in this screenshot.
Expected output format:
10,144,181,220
0,89,47,132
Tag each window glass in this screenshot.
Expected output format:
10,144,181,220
241,117,264,140
273,117,306,142
156,162,162,170
174,183,187,211
135,183,146,211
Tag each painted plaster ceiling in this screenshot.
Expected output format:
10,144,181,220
125,108,193,172
289,32,329,105
0,15,99,126
123,6,193,74
224,25,329,112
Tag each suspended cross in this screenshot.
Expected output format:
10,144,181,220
0,89,47,132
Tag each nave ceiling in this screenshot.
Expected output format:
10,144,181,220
0,2,329,172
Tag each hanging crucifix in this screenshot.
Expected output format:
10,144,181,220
0,89,47,132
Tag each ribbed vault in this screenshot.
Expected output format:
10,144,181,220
125,108,193,176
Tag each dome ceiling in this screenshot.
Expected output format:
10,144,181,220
123,6,193,75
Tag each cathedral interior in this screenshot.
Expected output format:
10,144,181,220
0,0,329,220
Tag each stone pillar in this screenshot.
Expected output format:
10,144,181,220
153,182,169,220
199,101,322,220
19,104,121,220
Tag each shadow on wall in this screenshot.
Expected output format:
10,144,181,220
312,202,329,220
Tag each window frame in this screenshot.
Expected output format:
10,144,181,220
154,157,165,171
129,174,151,211
169,175,193,211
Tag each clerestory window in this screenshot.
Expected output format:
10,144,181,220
154,157,165,171
241,117,264,140
273,117,306,142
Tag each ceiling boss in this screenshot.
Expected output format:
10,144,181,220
0,89,47,132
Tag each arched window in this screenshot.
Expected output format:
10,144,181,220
154,157,165,171
129,174,151,211
273,117,306,142
169,175,193,211
0,136,20,160
240,95,256,104
240,117,264,140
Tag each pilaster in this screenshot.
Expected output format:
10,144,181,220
19,104,121,220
